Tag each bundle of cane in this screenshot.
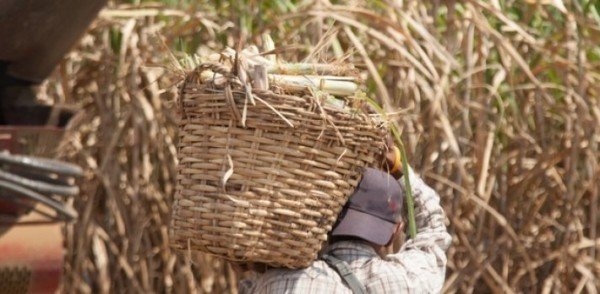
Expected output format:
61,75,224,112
170,45,390,268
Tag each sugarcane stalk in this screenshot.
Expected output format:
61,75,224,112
223,47,273,67
199,70,358,96
360,93,417,239
267,63,355,75
222,47,355,76
262,33,276,63
269,74,357,96
390,124,416,239
252,64,269,91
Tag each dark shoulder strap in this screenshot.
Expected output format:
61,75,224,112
321,254,367,294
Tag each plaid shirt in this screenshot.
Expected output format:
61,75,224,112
240,169,451,293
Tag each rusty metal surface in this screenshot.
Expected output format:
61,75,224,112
0,126,65,157
0,266,32,294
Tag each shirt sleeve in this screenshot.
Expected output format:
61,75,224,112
238,278,256,294
386,167,452,293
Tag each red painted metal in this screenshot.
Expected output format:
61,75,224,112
0,208,63,294
0,125,67,294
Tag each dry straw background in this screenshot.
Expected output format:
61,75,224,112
41,0,600,293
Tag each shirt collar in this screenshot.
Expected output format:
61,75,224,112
323,240,380,260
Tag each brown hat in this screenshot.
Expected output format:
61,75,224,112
331,168,404,245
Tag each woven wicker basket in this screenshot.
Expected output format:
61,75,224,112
170,63,387,268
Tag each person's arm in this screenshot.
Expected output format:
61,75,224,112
238,278,256,294
386,167,452,292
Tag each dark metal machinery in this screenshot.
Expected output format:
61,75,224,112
0,1,108,292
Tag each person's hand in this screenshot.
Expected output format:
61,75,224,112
383,135,403,179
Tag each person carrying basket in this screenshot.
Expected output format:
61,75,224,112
239,142,452,293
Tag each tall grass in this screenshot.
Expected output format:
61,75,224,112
44,0,600,292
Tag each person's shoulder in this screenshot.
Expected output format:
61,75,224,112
263,260,337,281
362,253,445,292
253,260,343,293
366,256,409,276
360,259,415,293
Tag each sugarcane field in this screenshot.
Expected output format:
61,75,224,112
0,0,599,293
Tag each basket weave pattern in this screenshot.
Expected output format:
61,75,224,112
170,65,386,268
